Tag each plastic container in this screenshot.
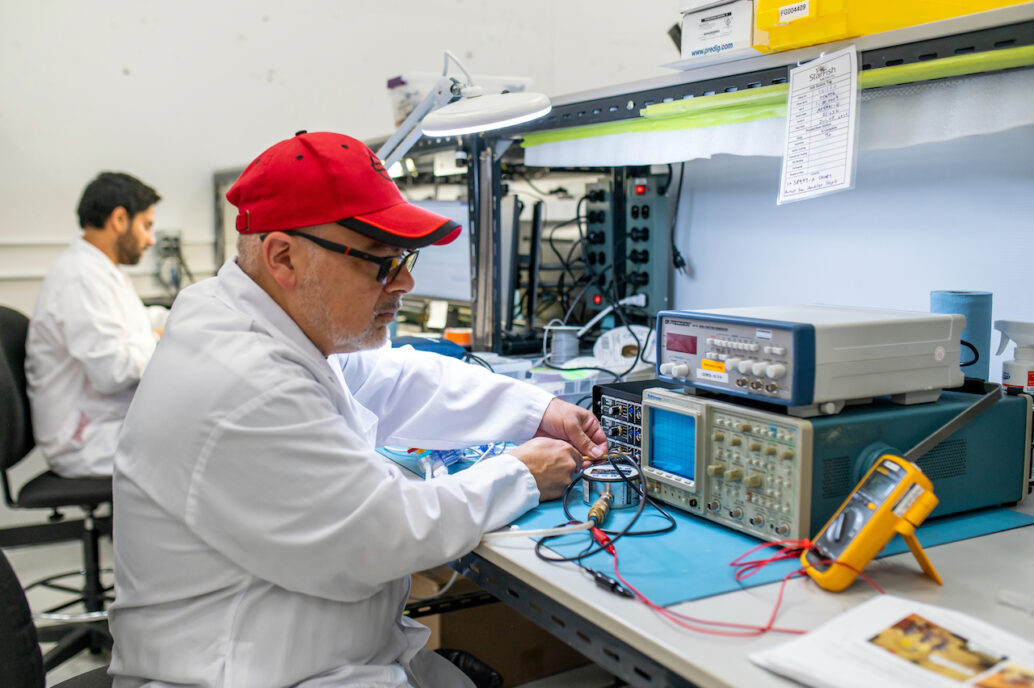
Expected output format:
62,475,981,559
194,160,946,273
995,320,1034,393
442,327,472,349
753,0,1028,53
467,352,533,381
387,72,534,127
526,366,605,406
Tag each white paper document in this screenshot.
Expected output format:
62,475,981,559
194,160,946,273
752,595,1034,688
778,45,859,204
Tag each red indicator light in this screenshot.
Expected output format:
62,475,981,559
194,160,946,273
635,184,647,195
593,294,603,306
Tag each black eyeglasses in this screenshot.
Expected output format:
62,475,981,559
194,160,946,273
285,231,419,285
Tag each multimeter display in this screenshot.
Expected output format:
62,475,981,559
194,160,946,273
809,460,903,568
859,468,897,502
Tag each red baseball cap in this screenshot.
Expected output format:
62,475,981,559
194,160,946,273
226,131,461,249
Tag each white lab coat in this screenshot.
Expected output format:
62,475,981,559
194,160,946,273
25,239,164,477
109,260,554,688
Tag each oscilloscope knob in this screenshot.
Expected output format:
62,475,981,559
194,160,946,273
737,359,755,374
725,357,742,371
766,364,787,379
659,362,675,376
671,363,691,379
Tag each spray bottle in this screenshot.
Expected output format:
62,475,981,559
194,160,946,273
995,320,1034,393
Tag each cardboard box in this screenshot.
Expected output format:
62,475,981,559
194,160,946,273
410,568,590,686
680,0,767,65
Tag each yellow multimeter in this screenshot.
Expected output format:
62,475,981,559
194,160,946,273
802,454,943,592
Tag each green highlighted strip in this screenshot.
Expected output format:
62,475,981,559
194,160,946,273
521,44,1034,148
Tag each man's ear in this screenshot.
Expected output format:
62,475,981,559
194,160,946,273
262,233,304,290
107,207,129,235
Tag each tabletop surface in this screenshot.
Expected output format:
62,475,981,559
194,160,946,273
474,498,1034,688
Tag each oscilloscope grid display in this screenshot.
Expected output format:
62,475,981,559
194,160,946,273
648,407,697,481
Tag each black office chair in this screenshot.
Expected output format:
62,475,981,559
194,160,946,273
0,306,113,670
0,547,111,688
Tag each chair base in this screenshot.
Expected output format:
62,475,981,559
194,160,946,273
27,567,115,613
38,621,112,672
0,516,111,549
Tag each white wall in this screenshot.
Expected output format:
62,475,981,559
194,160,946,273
2,2,1030,367
673,125,1034,383
0,0,681,313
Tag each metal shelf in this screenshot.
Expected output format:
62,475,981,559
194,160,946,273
497,5,1034,137
456,552,699,688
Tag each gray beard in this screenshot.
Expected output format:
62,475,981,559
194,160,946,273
297,274,399,353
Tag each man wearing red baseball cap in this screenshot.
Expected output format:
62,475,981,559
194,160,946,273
108,131,607,688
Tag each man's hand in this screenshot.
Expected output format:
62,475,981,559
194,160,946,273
533,398,608,462
509,438,581,502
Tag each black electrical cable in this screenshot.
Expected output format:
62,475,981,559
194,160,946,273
547,215,585,277
561,196,591,285
464,352,495,372
533,453,676,564
563,235,586,274
638,315,658,366
670,162,688,275
585,287,645,381
960,339,979,367
540,358,621,383
562,453,677,537
610,303,644,381
661,164,674,194
534,478,648,564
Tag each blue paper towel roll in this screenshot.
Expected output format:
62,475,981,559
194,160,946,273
931,290,992,380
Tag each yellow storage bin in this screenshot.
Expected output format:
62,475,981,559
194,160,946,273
754,0,1028,52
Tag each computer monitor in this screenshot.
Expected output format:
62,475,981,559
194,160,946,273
407,200,473,303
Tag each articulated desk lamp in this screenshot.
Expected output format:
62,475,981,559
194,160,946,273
376,51,552,170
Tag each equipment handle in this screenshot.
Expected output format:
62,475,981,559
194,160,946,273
903,382,1002,464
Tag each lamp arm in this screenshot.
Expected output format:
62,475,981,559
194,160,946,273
376,75,457,170
443,50,474,87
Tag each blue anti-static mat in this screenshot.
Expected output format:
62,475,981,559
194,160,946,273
379,450,1034,607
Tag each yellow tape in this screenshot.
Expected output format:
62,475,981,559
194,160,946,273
701,359,726,373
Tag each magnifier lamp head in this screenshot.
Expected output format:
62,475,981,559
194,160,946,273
421,91,552,137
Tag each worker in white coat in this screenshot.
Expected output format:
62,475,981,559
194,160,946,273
109,131,608,688
26,172,166,478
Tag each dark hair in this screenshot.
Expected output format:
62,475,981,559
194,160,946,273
77,172,161,229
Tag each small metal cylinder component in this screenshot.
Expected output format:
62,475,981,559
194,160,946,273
581,463,641,510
